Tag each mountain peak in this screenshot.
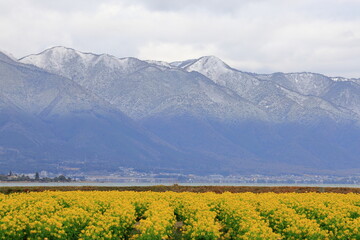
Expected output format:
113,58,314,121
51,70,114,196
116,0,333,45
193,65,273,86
19,46,99,70
19,46,149,81
188,56,230,70
46,45,76,52
42,46,100,55
42,46,97,61
183,55,232,79
199,55,224,62
27,46,85,59
20,46,145,67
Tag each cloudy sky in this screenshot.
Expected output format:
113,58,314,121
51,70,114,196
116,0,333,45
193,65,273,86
1,0,360,77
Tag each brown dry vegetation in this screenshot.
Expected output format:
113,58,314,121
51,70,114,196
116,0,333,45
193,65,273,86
0,185,360,194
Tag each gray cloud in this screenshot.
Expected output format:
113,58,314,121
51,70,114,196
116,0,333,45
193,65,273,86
121,0,258,14
0,0,360,77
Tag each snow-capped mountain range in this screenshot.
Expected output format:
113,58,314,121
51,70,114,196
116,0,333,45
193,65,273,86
1,46,360,174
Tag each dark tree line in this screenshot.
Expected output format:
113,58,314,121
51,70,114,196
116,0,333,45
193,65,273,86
0,172,72,182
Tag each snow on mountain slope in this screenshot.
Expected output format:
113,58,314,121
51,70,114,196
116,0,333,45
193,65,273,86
185,56,233,80
323,81,360,116
331,77,360,83
21,48,268,122
255,72,360,119
182,56,358,123
19,47,360,125
145,60,174,69
102,67,268,121
0,54,191,172
15,46,360,174
170,59,197,68
20,48,275,171
20,46,148,86
1,54,105,117
260,72,333,97
21,48,360,124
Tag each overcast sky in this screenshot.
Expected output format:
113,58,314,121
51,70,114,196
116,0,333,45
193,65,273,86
1,0,360,77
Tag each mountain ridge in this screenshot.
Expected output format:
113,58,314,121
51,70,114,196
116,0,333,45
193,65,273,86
0,46,359,175
0,52,192,173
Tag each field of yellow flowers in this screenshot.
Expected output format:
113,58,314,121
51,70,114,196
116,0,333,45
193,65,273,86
0,191,359,239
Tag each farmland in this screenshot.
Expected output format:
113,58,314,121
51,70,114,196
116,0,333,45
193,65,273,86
1,191,360,239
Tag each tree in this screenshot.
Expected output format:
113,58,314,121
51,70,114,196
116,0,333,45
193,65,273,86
35,172,40,181
56,175,67,182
